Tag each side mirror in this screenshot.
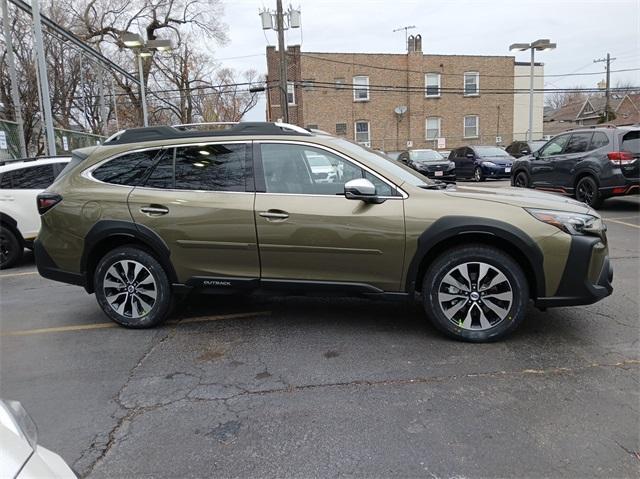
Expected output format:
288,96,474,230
344,178,384,204
532,150,540,158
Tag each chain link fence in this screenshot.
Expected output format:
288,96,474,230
0,119,106,160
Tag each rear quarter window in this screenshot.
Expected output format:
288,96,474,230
621,131,640,155
92,149,161,186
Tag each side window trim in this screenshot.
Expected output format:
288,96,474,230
255,140,404,199
84,147,164,187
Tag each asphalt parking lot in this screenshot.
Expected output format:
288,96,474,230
1,181,639,478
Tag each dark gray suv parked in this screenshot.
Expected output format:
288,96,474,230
510,126,639,208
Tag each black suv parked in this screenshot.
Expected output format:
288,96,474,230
511,126,640,208
505,140,547,158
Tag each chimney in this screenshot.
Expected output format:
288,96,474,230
414,34,422,52
407,35,415,53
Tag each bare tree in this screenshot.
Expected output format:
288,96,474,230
545,86,588,110
195,68,263,122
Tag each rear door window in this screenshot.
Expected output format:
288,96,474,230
143,144,248,191
92,149,161,186
563,132,593,154
589,132,609,150
1,164,55,189
174,144,247,191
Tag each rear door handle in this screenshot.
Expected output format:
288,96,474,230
140,205,169,216
259,210,289,220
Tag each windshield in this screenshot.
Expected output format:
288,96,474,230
474,146,511,157
529,141,547,152
329,138,433,186
410,150,444,162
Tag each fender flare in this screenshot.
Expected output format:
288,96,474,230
405,216,546,297
0,212,24,243
81,220,178,287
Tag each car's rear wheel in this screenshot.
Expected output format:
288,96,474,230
94,246,173,328
575,176,603,208
422,245,529,342
514,171,530,188
0,227,23,269
474,167,486,182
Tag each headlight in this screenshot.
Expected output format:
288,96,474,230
526,208,604,236
0,400,38,449
482,161,496,167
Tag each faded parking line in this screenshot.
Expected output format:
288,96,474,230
0,271,39,278
0,311,271,337
605,218,640,229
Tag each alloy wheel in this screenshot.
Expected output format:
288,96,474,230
0,234,10,266
577,181,594,205
437,261,513,331
514,172,528,188
103,260,157,318
474,167,482,182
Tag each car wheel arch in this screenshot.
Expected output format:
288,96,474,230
81,220,178,293
0,212,24,244
406,217,544,301
573,170,600,190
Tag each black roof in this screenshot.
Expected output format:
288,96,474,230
104,122,312,146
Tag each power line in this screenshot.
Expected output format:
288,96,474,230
297,53,640,79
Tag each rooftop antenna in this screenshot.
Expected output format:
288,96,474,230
393,25,416,52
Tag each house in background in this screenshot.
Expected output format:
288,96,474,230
266,37,544,151
544,93,640,137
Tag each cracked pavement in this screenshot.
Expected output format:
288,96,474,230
1,188,638,478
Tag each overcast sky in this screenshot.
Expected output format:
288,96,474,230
213,0,640,121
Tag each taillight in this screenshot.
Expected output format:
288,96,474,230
607,151,635,165
37,193,62,215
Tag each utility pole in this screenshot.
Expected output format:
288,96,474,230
31,0,56,156
594,53,616,122
98,66,108,135
2,0,27,157
275,0,288,123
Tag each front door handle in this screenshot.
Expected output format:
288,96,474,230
259,210,289,220
140,205,169,216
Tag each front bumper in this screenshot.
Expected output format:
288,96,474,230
535,234,613,308
482,165,512,179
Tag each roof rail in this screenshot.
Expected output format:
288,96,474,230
103,122,312,146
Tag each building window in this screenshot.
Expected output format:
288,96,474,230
306,124,319,130
425,73,441,97
426,117,441,139
302,79,315,91
353,76,370,101
335,78,346,89
355,121,370,145
335,123,347,136
464,115,479,138
287,82,295,105
464,72,479,96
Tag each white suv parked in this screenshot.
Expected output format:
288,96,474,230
0,156,70,268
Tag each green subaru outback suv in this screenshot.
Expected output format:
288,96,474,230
34,122,613,342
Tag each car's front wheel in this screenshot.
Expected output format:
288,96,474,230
474,166,486,182
422,245,529,342
94,246,173,328
513,171,530,188
0,227,23,269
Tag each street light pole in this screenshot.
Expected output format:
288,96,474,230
137,54,148,127
510,39,556,142
2,0,27,157
528,47,535,142
31,0,56,156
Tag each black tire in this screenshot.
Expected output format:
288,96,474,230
513,171,530,188
422,244,529,342
575,176,603,208
473,166,486,182
94,246,173,328
0,226,23,270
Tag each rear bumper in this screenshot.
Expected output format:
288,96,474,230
34,239,86,287
600,182,640,197
535,235,613,308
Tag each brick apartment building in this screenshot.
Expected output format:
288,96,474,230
266,37,536,151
